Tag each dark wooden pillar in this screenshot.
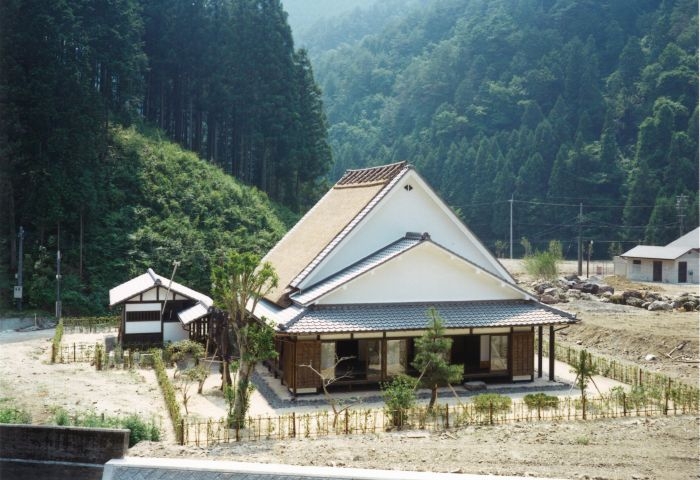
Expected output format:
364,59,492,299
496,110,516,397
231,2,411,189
549,325,555,381
538,326,543,378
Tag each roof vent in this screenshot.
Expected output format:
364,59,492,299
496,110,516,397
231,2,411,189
404,184,413,191
405,232,423,239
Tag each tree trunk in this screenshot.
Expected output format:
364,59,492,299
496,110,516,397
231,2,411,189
428,385,438,411
232,359,254,428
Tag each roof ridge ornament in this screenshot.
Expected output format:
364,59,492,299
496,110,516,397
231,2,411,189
147,268,162,286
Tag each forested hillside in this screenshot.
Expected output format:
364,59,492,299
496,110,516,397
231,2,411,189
0,0,321,313
309,0,699,256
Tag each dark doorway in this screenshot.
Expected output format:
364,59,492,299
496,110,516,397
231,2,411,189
653,261,662,282
678,262,688,283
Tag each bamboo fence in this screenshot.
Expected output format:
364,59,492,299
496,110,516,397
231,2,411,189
179,391,698,446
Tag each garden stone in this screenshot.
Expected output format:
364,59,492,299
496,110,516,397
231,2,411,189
463,381,487,391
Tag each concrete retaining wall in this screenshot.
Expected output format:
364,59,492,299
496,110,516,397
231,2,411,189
0,424,129,480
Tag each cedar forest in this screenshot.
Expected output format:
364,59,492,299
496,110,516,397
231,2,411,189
0,0,698,315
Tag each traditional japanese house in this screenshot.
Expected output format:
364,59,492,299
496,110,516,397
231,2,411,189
109,268,212,346
249,162,577,394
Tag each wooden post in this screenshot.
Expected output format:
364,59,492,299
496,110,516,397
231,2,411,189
537,326,543,377
548,326,555,381
445,403,449,429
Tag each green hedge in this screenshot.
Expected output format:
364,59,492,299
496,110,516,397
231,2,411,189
151,348,183,443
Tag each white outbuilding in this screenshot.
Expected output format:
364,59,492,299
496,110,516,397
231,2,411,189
620,227,700,284
109,268,213,345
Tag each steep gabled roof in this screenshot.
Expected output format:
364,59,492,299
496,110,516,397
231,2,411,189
262,162,410,305
109,268,212,308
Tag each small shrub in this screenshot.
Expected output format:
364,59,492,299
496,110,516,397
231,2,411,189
122,414,161,446
0,406,31,424
472,393,512,414
523,393,559,419
575,436,590,445
381,374,418,428
166,340,205,365
53,407,70,426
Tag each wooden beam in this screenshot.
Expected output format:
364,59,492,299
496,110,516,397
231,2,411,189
549,325,555,381
538,326,543,378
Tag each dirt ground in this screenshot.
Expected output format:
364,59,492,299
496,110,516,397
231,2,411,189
0,263,698,479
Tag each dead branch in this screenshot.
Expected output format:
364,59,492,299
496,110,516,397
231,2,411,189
666,341,687,358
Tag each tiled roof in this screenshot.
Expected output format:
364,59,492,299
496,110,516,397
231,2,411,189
280,300,576,334
335,161,407,187
291,234,425,305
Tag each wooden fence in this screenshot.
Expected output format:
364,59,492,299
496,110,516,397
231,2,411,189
180,391,698,446
540,339,700,399
62,316,119,333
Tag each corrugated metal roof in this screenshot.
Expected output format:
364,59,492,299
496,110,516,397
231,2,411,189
280,301,576,334
109,268,212,308
666,227,700,248
620,245,691,260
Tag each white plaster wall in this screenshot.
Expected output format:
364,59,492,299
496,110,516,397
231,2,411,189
317,243,523,304
124,321,161,334
678,251,700,284
125,303,160,312
163,322,189,343
302,170,507,289
625,259,693,283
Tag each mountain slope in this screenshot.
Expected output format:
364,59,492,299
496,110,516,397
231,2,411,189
310,0,699,254
10,127,287,314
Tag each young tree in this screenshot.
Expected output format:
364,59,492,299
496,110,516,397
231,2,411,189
211,251,278,427
299,355,359,428
411,308,463,411
570,349,600,420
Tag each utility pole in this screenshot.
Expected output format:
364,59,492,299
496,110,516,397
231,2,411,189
56,223,61,320
16,226,24,311
676,194,687,236
160,260,181,320
509,194,514,259
56,249,62,320
577,203,583,276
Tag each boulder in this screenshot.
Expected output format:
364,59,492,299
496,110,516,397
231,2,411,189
683,301,698,312
533,281,554,294
644,354,658,362
543,287,559,297
540,294,559,304
625,297,645,308
623,290,643,300
564,274,581,282
566,289,582,300
609,293,625,304
598,284,614,295
648,300,672,311
581,282,600,294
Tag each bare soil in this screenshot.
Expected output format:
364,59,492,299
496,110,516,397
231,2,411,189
1,262,698,479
